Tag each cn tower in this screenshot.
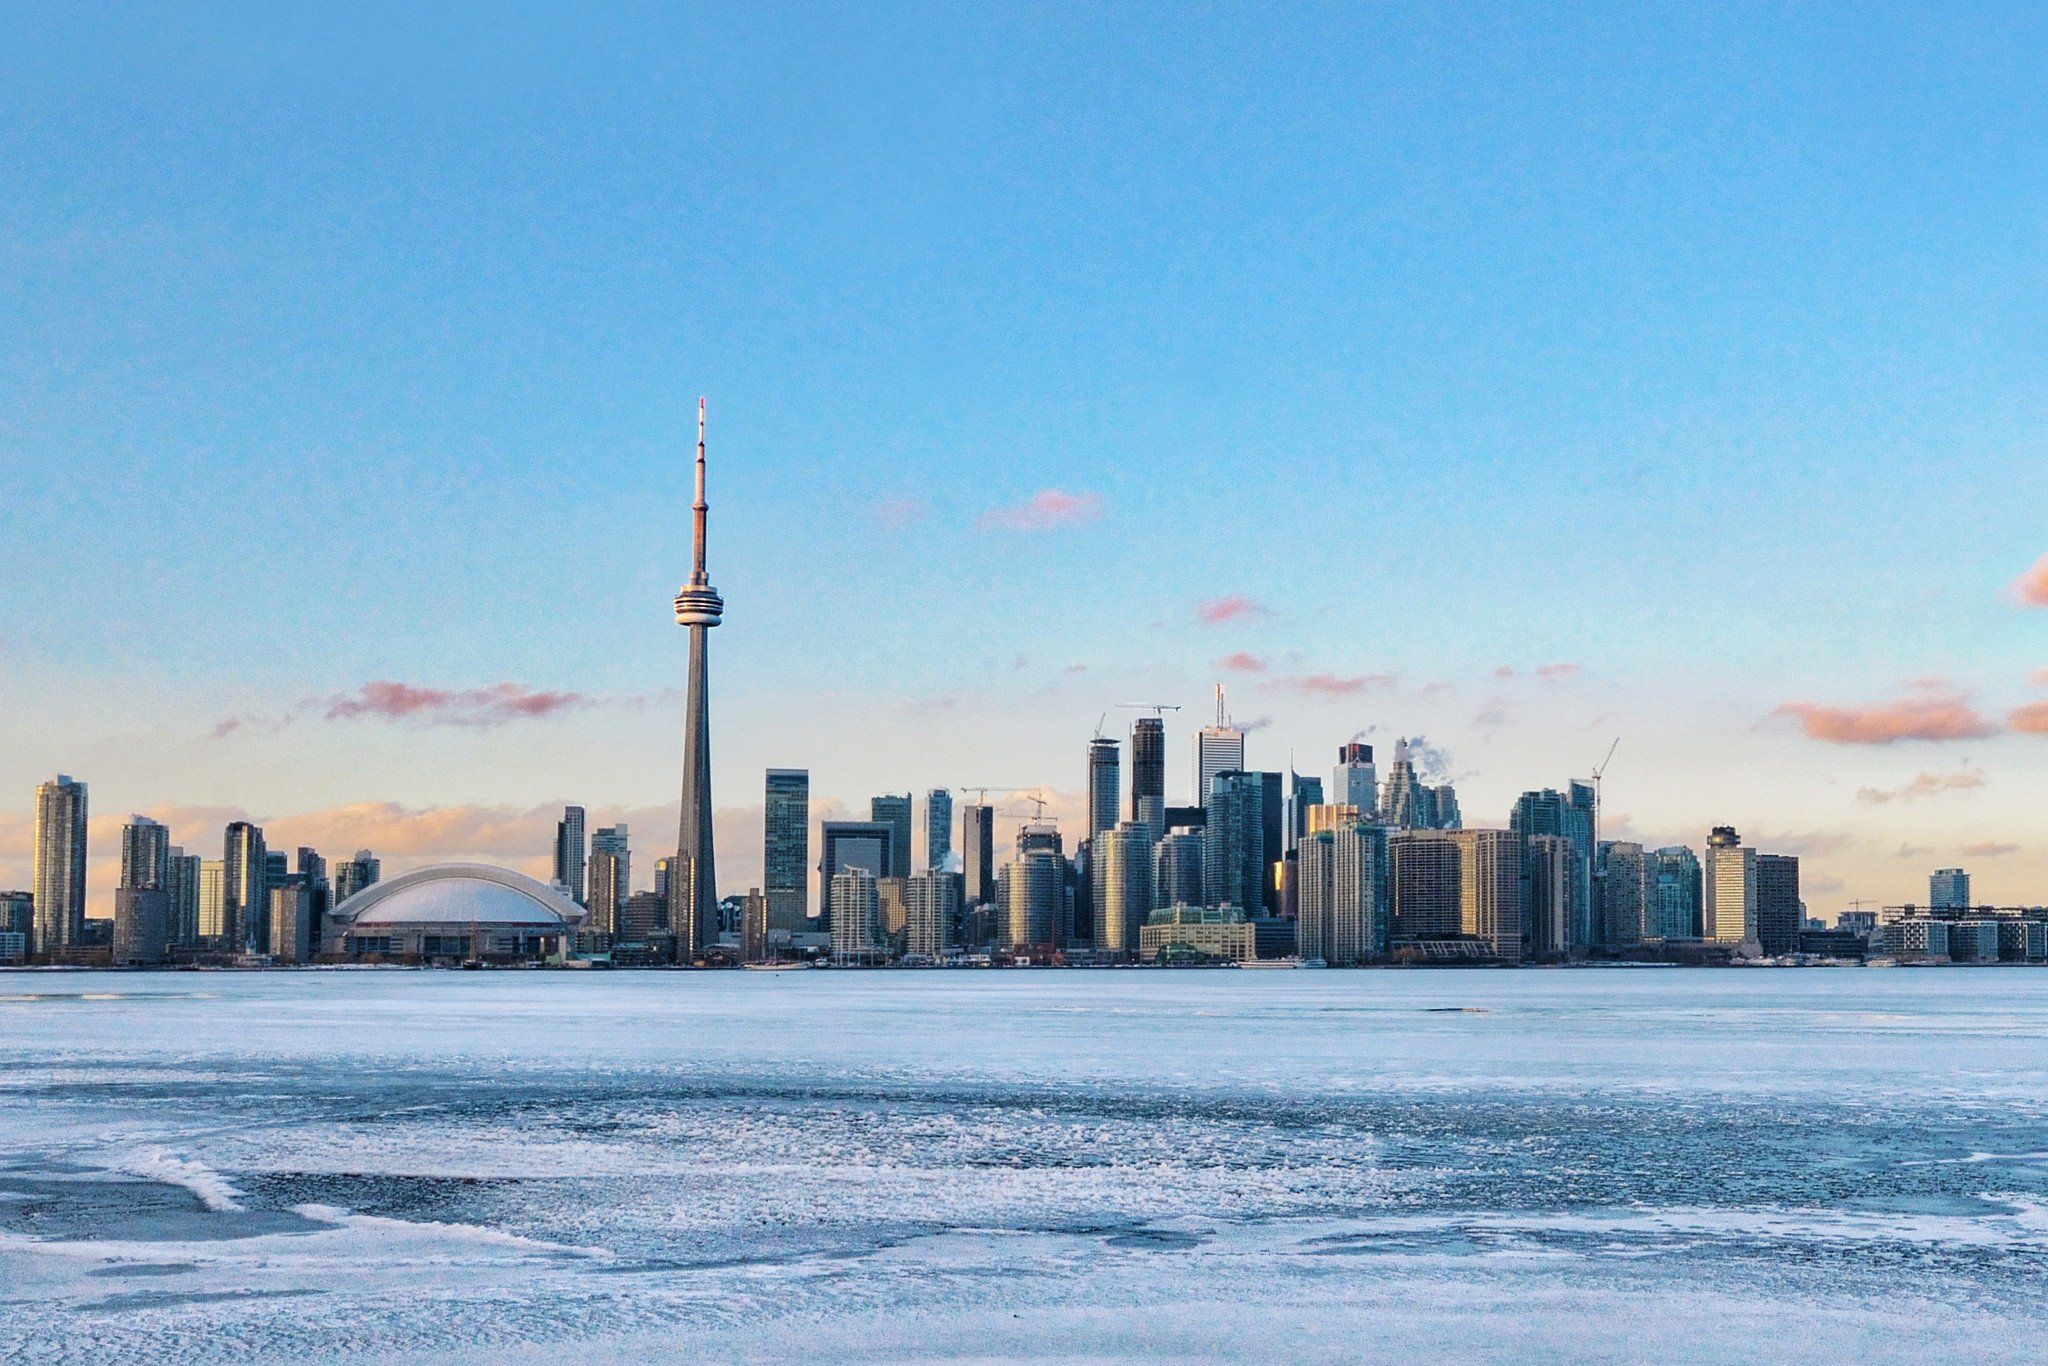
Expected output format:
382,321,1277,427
672,398,723,961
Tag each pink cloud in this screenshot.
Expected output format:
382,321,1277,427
2010,700,2048,734
1197,595,1268,625
1535,662,1582,681
323,681,591,727
1961,841,2020,857
974,489,1104,533
2029,667,2048,689
1772,687,1997,744
1276,672,1398,698
2010,553,2048,607
1493,665,1516,680
1854,769,1988,805
873,497,931,531
1218,652,1268,674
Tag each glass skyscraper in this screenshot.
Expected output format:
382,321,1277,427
765,770,810,930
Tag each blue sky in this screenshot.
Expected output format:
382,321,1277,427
4,3,2046,909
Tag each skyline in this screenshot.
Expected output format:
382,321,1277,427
6,5,2048,913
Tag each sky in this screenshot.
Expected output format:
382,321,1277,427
3,2,2046,916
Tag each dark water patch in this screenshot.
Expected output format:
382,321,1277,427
0,1176,322,1243
86,1262,198,1278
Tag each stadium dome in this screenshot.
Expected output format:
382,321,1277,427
335,864,583,962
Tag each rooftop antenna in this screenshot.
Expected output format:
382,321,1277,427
691,397,709,583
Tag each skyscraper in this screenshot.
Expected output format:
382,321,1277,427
1652,846,1702,939
120,816,170,892
166,849,202,947
820,820,895,926
1203,771,1279,913
1388,831,1462,941
32,776,87,954
1524,834,1578,959
870,795,913,878
589,825,630,936
1596,841,1652,948
333,850,380,905
1130,715,1165,822
925,788,954,871
554,806,587,904
962,803,996,907
903,869,957,959
1457,829,1527,963
1430,785,1462,831
1297,819,1381,966
1756,853,1801,956
113,887,169,966
1153,827,1205,910
1193,686,1246,803
1703,826,1757,948
1087,738,1120,840
1510,787,1594,949
1334,743,1378,817
1379,742,1433,830
1930,867,1970,912
1097,821,1155,956
673,398,724,961
764,770,810,931
829,867,882,963
224,820,266,954
1002,851,1065,951
197,861,227,942
1287,772,1324,851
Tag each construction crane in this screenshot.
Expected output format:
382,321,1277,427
1116,702,1183,719
1590,737,1621,839
957,785,1035,806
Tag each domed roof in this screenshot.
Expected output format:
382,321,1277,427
338,863,584,929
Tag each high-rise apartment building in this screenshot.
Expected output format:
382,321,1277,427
1596,841,1652,948
120,816,170,891
33,776,88,954
925,788,954,871
1458,829,1527,963
197,861,227,942
333,850,380,905
1930,867,1970,911
1652,846,1702,939
269,883,312,964
870,795,913,879
1203,771,1279,913
1297,819,1381,966
166,850,201,947
224,820,267,954
1087,739,1120,840
1002,851,1065,951
961,804,996,908
1702,827,1757,947
1096,821,1155,956
1756,853,1801,956
1130,716,1165,822
829,867,882,962
1153,827,1205,911
554,806,587,904
588,825,630,937
903,869,957,959
1524,834,1577,959
1333,743,1378,818
113,886,169,965
764,769,810,930
1510,786,1595,949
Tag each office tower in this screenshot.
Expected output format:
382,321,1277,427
1430,785,1462,831
1305,803,1361,834
1930,867,1970,911
672,399,725,960
904,869,957,959
166,850,201,947
120,816,170,891
1002,851,1065,950
1378,742,1433,830
1756,853,1801,956
333,850,380,905
1203,771,1279,913
295,846,330,928
268,883,311,964
764,770,810,930
829,867,882,962
1597,841,1652,948
1653,846,1703,939
1334,743,1378,818
587,826,630,936
554,806,587,903
1702,827,1757,947
1154,827,1205,911
1287,772,1324,852
32,775,88,954
925,788,954,871
1297,819,1381,966
197,861,227,941
870,795,914,878
1073,838,1095,946
1524,834,1578,959
1096,822,1155,956
1193,687,1246,803
1388,831,1463,941
1087,739,1120,840
1130,715,1165,821
820,820,895,926
961,804,996,907
653,857,673,902
621,890,668,941
223,821,267,954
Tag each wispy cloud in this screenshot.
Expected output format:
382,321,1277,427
1197,595,1268,626
873,496,931,531
1772,685,1996,744
974,489,1104,533
1961,841,2020,857
2010,700,2048,734
1854,769,1988,805
2010,552,2048,607
215,679,595,737
1275,672,1397,698
1535,662,1582,681
1217,652,1268,674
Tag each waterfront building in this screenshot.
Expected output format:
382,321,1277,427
1596,841,1652,947
764,769,810,930
1203,770,1279,913
1297,819,1381,966
554,806,587,904
1139,905,1256,963
820,820,895,926
830,866,884,963
1703,827,1758,948
1756,853,1802,956
1653,846,1703,939
1389,831,1462,941
1087,738,1120,841
925,788,954,871
740,888,769,962
224,820,267,954
672,399,725,960
1333,743,1377,818
588,825,630,936
871,795,914,878
904,869,957,959
162,851,200,946
962,803,996,909
338,864,584,963
269,883,311,964
1524,834,1578,959
120,816,170,892
1097,821,1155,956
1930,867,1970,912
113,887,170,965
1002,851,1065,951
33,775,88,954
1153,827,1205,910
197,861,227,942
1510,786,1594,948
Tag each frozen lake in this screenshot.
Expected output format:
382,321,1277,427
3,967,2046,1362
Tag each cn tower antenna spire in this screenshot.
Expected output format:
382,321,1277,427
692,397,708,583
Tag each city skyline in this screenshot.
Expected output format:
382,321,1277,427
6,7,2048,915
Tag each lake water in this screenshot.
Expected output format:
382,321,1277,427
2,967,2045,1361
